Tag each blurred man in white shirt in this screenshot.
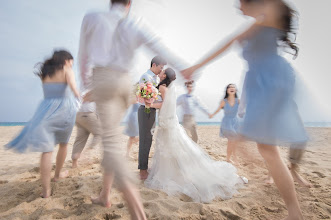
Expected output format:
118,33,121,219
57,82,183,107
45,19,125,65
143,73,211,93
78,0,188,218
177,80,211,143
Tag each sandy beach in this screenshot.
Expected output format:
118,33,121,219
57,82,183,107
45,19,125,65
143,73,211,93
0,125,330,219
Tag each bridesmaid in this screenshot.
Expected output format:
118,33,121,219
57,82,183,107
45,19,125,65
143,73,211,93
124,102,140,159
182,0,307,219
210,84,240,165
6,50,80,198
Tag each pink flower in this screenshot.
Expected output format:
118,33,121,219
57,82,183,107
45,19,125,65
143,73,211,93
147,82,153,88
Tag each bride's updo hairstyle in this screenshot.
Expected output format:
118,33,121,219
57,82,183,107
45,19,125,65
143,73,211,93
35,50,73,80
157,68,176,88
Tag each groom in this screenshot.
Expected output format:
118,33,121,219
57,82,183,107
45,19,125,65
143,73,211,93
138,56,166,180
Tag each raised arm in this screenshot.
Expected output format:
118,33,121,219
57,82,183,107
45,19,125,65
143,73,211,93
181,21,262,79
78,14,94,90
194,97,210,117
65,68,80,98
209,100,225,118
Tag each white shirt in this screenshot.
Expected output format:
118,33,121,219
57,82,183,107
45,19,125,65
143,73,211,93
79,102,96,113
177,94,210,116
78,4,188,90
138,69,160,105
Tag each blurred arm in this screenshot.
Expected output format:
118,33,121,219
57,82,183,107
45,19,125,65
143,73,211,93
210,100,225,118
194,96,210,116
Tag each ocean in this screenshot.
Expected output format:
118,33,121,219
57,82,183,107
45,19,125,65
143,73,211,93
1,122,331,127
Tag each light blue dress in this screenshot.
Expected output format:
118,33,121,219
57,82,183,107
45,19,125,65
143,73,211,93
123,103,139,137
220,98,239,140
239,26,308,147
5,83,77,153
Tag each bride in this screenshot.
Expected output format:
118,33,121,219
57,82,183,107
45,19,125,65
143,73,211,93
145,68,245,203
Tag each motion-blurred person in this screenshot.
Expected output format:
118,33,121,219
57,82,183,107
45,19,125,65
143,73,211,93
210,84,240,165
177,80,211,143
71,100,101,168
6,50,80,198
124,102,139,159
78,0,188,218
182,0,308,218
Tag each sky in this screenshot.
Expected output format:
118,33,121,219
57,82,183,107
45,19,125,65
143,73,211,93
0,0,330,122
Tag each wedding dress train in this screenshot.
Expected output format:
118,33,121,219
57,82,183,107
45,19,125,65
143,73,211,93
145,83,243,203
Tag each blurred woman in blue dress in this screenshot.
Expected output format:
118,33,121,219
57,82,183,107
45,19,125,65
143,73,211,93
182,0,307,219
210,84,240,165
6,50,80,198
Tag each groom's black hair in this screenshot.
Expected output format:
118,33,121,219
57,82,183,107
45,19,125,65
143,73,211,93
151,56,167,67
111,0,131,5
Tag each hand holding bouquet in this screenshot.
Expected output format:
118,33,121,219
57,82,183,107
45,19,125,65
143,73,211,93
136,81,160,113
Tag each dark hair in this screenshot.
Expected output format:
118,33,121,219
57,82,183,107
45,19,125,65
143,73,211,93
157,68,176,89
184,80,194,87
35,50,73,80
241,0,299,58
223,84,238,99
278,1,299,58
150,56,167,68
111,0,131,5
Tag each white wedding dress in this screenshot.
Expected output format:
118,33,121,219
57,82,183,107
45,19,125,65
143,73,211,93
145,83,243,203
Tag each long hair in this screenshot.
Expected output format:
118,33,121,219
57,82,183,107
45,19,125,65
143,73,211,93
35,50,73,80
223,84,238,99
278,1,299,58
241,0,299,58
157,68,176,89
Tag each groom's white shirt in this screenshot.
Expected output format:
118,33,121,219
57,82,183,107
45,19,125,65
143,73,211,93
78,3,188,90
138,69,160,106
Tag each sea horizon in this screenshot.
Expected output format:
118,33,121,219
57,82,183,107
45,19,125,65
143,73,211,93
1,122,331,127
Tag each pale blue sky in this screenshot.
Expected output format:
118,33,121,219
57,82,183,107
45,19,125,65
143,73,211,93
0,0,330,122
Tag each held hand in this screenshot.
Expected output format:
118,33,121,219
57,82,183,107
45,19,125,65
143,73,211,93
181,64,200,80
83,91,93,103
209,114,214,119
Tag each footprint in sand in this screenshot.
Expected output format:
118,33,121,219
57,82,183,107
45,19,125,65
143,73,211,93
140,190,159,201
219,209,241,220
143,202,161,212
29,167,40,173
312,171,326,178
180,202,203,214
104,212,122,219
158,200,179,212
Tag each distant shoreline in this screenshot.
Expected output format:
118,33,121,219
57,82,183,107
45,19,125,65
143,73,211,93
1,122,331,127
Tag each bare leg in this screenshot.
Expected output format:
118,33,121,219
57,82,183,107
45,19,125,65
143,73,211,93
139,169,149,180
40,152,53,198
91,171,113,208
290,163,312,188
227,140,238,165
126,137,134,158
72,158,79,168
53,143,69,182
265,171,274,185
257,144,303,220
121,181,147,220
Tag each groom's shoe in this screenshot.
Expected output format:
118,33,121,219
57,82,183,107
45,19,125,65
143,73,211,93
139,170,149,180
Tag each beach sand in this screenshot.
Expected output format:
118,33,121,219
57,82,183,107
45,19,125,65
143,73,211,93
0,126,330,219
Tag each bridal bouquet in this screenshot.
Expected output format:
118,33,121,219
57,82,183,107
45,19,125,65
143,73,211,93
136,81,160,113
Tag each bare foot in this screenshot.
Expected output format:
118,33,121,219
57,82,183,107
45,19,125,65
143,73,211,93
264,176,274,185
52,170,69,182
91,196,111,208
290,169,312,188
140,170,149,180
40,189,52,198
